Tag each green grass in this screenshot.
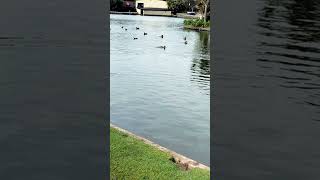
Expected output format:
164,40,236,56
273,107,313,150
184,19,210,28
110,127,210,180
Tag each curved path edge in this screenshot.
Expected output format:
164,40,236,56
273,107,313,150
110,123,210,171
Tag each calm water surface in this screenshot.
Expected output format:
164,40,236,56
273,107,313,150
0,1,106,179
213,0,320,179
110,15,210,165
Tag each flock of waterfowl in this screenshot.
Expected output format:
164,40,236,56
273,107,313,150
120,26,188,50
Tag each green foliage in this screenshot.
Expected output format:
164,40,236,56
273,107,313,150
110,0,136,12
167,0,189,13
110,127,210,179
110,0,123,11
184,19,210,28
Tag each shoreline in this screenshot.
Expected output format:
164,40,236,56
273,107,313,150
110,11,200,19
110,12,210,32
110,11,175,17
110,11,139,15
111,123,210,171
184,25,210,31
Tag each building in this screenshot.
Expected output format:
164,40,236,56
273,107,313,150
135,0,171,16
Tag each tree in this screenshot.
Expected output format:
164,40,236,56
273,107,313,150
187,0,197,12
196,0,210,21
167,0,188,14
110,0,123,11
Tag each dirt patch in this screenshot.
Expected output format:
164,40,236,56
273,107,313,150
169,156,190,171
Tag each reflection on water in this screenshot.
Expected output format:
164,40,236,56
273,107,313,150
191,32,210,94
255,1,320,178
213,0,320,179
110,15,210,165
256,0,320,121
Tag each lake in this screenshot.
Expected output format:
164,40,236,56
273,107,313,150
213,0,320,179
110,14,210,166
0,0,106,179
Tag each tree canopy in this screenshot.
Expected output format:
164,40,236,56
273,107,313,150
167,0,189,14
110,0,123,11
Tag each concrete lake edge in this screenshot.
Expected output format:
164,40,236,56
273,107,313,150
110,11,139,15
184,25,210,32
110,123,210,171
110,11,201,19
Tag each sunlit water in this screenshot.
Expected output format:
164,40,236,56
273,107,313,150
110,14,210,165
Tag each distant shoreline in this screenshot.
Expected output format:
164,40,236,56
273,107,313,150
110,11,200,19
110,11,210,31
184,25,210,32
110,11,139,15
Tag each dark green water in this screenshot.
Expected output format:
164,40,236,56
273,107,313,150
110,15,210,165
213,0,320,179
0,0,106,179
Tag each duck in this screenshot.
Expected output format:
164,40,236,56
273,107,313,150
184,41,188,44
125,28,127,31
184,36,187,40
144,32,147,35
121,26,124,29
156,46,166,49
160,35,164,38
133,37,138,40
136,27,140,30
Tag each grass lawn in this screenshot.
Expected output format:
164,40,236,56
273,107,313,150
110,127,210,180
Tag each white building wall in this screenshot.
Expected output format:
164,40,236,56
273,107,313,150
135,0,168,14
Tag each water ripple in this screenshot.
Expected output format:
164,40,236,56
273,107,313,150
110,15,210,165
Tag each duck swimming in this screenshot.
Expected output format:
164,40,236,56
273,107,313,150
184,41,188,44
144,32,147,35
160,35,163,38
184,37,187,40
133,37,138,40
136,27,140,30
156,45,166,50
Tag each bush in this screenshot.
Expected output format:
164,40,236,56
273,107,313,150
184,19,210,28
183,19,192,26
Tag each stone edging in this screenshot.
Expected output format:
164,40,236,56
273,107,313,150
110,11,139,15
111,123,210,171
184,25,210,31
